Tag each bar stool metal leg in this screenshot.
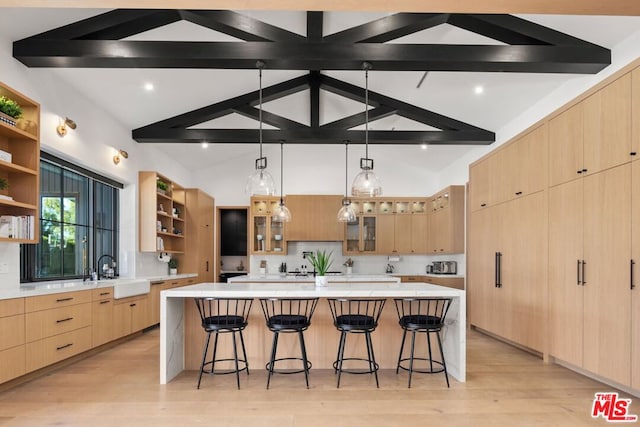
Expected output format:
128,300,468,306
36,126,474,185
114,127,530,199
266,331,279,390
396,329,407,375
232,331,240,389
437,331,450,388
298,331,310,388
197,332,212,390
408,330,417,388
365,331,380,388
239,330,249,376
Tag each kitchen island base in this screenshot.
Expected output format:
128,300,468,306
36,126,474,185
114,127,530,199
161,282,465,384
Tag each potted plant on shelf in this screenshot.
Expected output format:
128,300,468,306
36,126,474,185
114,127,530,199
168,257,178,275
308,249,333,287
0,96,22,127
156,180,168,195
0,177,10,201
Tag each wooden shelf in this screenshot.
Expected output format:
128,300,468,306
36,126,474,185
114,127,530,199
0,198,37,210
0,237,36,244
158,231,184,239
0,159,37,175
0,121,37,141
172,216,184,222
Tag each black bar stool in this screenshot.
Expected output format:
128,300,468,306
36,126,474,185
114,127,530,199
194,297,253,389
259,298,319,389
394,297,452,388
327,298,386,388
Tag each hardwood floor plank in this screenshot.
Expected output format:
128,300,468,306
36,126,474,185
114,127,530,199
0,327,628,426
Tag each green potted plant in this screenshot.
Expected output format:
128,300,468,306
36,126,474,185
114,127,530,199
156,180,168,195
168,257,178,275
0,96,23,126
0,177,8,191
308,249,333,287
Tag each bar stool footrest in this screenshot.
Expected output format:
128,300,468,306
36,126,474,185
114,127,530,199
265,357,312,375
333,357,380,375
202,358,249,376
397,357,445,374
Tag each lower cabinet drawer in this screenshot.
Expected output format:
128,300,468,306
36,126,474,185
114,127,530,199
26,303,92,342
0,345,26,384
26,326,92,372
0,314,25,351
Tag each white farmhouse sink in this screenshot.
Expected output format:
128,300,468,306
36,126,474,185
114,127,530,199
112,279,151,299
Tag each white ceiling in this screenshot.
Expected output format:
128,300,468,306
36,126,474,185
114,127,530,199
2,8,640,173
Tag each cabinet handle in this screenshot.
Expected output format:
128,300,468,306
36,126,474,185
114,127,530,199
99,292,110,296
480,203,486,207
56,297,73,303
577,260,582,285
582,169,587,173
495,252,499,288
582,260,586,285
56,317,74,323
515,191,522,196
100,300,111,305
631,260,636,290
206,261,209,272
151,281,164,285
631,152,637,156
56,343,73,351
130,303,137,307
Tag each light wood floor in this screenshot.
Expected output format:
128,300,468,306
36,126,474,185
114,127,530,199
0,328,631,426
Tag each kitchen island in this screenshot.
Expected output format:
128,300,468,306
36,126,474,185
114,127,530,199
160,281,465,384
228,274,400,283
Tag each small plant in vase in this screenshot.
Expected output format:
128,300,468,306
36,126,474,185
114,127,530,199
156,180,168,195
308,249,333,287
168,257,178,275
0,177,9,201
0,96,22,126
343,258,354,275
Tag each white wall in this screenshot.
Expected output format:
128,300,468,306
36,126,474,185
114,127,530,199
0,32,194,290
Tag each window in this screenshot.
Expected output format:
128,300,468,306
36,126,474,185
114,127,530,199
21,153,121,282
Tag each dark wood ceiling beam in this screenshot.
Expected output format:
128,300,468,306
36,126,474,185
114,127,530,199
306,11,323,42
28,9,179,40
325,13,449,43
309,70,321,128
449,14,601,46
132,128,494,145
13,39,610,73
319,74,484,132
136,74,310,130
321,106,397,129
233,105,307,129
179,10,306,42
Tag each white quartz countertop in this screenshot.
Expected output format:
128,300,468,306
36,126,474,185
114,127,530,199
228,274,400,283
1,273,197,300
162,281,465,298
393,273,465,279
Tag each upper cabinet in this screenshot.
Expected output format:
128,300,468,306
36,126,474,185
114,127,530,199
549,73,633,187
468,125,547,211
428,186,465,254
285,195,343,241
0,81,40,243
249,196,286,254
138,171,186,253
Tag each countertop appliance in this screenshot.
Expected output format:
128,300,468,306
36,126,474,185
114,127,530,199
432,261,457,274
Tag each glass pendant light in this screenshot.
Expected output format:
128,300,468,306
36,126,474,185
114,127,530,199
272,142,292,222
245,60,276,196
337,143,357,222
351,62,382,197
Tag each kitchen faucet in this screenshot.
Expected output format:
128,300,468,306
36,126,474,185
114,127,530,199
97,254,117,280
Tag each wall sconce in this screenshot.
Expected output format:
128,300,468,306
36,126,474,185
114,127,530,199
56,117,77,137
113,149,129,165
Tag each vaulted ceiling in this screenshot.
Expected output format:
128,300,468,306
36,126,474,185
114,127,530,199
2,7,640,171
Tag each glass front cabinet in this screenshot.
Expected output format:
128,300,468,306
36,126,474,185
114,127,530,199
250,196,286,254
344,199,377,254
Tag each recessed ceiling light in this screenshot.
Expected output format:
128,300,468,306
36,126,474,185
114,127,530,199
474,85,484,95
144,82,154,91
421,143,428,150
201,142,209,149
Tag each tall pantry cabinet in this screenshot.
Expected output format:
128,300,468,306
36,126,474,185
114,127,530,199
470,61,640,392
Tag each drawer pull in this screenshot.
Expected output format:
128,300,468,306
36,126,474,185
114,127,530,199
56,343,73,351
130,303,137,307
99,292,111,296
171,282,178,285
100,300,111,305
56,317,74,323
151,281,164,285
56,297,73,303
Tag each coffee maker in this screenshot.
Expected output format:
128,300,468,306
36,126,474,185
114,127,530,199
431,261,457,274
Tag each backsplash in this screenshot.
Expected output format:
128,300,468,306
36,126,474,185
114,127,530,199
249,241,465,276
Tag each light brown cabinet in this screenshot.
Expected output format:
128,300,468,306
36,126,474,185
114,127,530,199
183,189,214,282
113,295,149,339
285,195,344,241
139,171,186,254
428,186,465,254
0,81,40,243
344,215,377,254
91,287,113,348
632,160,640,389
250,196,286,254
0,298,25,383
549,74,632,188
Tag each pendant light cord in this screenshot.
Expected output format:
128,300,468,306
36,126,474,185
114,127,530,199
280,142,284,204
344,143,349,197
365,67,369,160
259,67,263,159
